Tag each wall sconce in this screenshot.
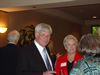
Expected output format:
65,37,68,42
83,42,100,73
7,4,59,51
0,27,7,33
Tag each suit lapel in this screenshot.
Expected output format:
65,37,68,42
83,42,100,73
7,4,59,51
30,43,47,70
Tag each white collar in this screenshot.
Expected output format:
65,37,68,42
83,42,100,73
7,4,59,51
8,42,16,45
34,40,44,53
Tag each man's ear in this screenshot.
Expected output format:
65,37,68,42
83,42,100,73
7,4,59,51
35,32,37,38
15,39,18,45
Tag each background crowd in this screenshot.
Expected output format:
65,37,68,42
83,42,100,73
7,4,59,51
0,23,100,75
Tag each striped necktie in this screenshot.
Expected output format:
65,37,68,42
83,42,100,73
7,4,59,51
43,48,52,71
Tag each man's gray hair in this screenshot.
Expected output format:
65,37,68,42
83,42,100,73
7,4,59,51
7,30,20,42
35,23,52,35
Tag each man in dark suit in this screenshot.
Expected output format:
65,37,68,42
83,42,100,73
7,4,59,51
17,23,56,75
0,30,20,75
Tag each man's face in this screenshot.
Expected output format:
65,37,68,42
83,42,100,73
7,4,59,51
35,30,51,47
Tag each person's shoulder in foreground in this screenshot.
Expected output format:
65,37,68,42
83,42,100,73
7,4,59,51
70,56,100,75
70,34,100,75
70,56,88,75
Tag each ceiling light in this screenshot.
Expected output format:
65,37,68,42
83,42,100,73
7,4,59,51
93,16,97,19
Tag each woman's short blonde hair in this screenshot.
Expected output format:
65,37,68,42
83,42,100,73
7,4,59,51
79,34,100,56
63,35,78,48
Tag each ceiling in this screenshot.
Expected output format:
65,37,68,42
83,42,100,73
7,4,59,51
0,0,100,21
58,4,100,20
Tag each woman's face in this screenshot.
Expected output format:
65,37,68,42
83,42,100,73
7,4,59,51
65,39,77,54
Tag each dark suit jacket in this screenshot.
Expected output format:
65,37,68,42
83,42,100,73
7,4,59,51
17,42,54,75
0,43,20,75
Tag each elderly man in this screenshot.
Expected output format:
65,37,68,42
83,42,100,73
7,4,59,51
17,23,56,75
0,30,20,75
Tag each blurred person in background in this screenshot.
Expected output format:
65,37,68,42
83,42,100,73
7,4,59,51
48,40,62,66
98,27,100,36
0,30,20,75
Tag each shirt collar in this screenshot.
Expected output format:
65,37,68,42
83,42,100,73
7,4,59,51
34,40,44,53
8,42,16,45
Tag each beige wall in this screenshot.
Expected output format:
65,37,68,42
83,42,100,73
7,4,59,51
82,25,91,35
0,32,8,47
7,10,82,54
0,11,8,47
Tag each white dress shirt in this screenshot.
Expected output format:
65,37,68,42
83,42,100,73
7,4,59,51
34,40,53,71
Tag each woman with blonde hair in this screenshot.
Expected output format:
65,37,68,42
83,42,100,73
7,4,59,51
48,40,62,66
55,35,83,75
